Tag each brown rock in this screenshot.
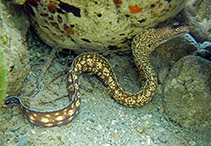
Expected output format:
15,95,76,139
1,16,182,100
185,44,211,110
163,55,211,134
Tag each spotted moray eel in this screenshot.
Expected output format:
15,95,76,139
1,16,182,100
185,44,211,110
5,25,189,127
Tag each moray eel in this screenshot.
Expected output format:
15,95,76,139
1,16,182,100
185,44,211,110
5,25,189,127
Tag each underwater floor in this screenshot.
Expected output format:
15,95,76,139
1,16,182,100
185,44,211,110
0,32,210,146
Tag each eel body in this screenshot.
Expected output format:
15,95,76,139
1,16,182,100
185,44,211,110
5,25,189,127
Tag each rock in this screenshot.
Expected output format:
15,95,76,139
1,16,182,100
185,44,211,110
0,2,30,113
183,0,211,42
24,0,188,55
18,136,30,146
199,41,211,52
193,48,211,61
191,0,211,20
163,55,211,134
193,41,211,62
150,33,198,84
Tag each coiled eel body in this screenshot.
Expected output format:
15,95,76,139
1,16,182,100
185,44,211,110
5,26,189,127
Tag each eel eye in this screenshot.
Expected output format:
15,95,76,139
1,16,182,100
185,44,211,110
175,27,181,32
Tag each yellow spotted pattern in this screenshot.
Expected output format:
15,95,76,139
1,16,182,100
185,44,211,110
5,26,189,127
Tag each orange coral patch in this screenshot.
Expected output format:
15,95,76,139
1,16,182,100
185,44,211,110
129,6,143,13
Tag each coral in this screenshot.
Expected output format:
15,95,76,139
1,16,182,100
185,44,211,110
26,0,188,55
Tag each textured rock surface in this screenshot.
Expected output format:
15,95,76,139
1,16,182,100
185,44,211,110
0,5,8,114
26,0,188,55
192,0,211,20
1,2,30,96
163,55,211,134
150,34,198,84
184,0,211,42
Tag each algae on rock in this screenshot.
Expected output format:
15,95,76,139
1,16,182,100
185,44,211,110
0,1,30,113
0,27,9,115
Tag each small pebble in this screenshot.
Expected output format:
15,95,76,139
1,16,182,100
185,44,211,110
188,141,197,146
18,136,30,146
170,78,177,86
141,114,153,120
113,133,118,141
54,63,63,71
87,118,95,123
85,127,92,131
30,130,36,134
135,127,144,133
158,107,164,113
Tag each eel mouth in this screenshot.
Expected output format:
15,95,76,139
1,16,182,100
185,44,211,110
172,25,190,38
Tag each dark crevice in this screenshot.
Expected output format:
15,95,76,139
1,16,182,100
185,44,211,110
58,2,81,17
150,4,155,8
70,25,75,28
57,8,65,14
71,38,76,43
27,6,36,17
10,65,14,72
81,38,91,43
138,19,146,23
164,0,172,2
108,45,119,50
97,13,102,17
122,38,133,45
